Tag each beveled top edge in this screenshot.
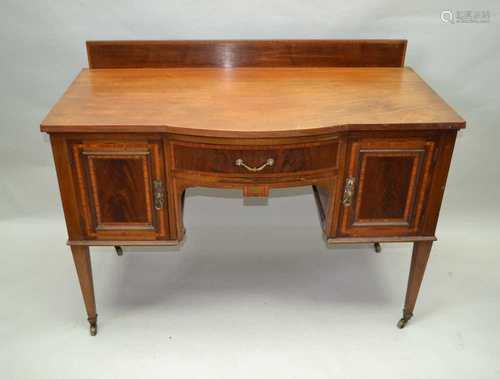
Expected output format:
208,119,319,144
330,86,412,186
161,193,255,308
40,121,466,137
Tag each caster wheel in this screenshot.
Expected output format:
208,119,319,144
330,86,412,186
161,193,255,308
397,318,408,329
115,246,123,256
90,324,97,336
374,242,381,253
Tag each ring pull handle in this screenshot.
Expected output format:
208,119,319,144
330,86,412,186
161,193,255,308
235,158,274,172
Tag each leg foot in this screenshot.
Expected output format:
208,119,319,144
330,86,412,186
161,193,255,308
89,321,98,336
115,245,123,256
397,318,408,329
399,241,432,329
397,309,413,329
374,242,381,253
71,246,98,336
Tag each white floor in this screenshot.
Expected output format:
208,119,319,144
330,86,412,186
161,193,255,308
1,212,499,378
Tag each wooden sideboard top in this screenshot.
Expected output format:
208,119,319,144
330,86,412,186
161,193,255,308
41,67,465,137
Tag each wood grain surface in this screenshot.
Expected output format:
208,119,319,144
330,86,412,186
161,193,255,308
86,39,407,68
41,67,464,137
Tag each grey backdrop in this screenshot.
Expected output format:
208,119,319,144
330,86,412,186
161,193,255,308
2,1,500,378
1,0,499,227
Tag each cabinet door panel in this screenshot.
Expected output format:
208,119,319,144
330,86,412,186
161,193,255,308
88,155,152,226
71,140,168,240
340,138,435,237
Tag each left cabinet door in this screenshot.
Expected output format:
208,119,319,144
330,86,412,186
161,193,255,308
70,139,169,240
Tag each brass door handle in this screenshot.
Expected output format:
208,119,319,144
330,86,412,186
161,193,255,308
235,158,274,172
153,180,165,210
342,177,355,207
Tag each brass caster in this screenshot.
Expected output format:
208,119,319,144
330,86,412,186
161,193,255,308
90,324,97,336
115,245,123,256
374,242,381,253
397,310,413,329
397,318,409,329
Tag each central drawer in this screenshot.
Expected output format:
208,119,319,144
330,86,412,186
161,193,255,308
172,139,339,176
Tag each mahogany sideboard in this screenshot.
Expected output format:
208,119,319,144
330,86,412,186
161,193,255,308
41,40,465,336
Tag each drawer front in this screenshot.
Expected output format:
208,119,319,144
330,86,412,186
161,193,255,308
172,140,339,176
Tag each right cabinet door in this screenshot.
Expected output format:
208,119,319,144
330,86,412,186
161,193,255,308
339,137,436,237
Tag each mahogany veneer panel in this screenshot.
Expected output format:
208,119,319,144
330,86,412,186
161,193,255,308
87,39,407,69
357,156,414,220
172,140,339,175
90,158,150,224
339,137,436,237
70,139,169,240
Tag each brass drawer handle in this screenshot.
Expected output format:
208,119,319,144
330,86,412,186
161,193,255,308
235,158,275,172
153,180,165,210
342,177,355,207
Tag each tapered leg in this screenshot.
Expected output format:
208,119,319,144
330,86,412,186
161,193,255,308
71,245,98,336
398,241,433,329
